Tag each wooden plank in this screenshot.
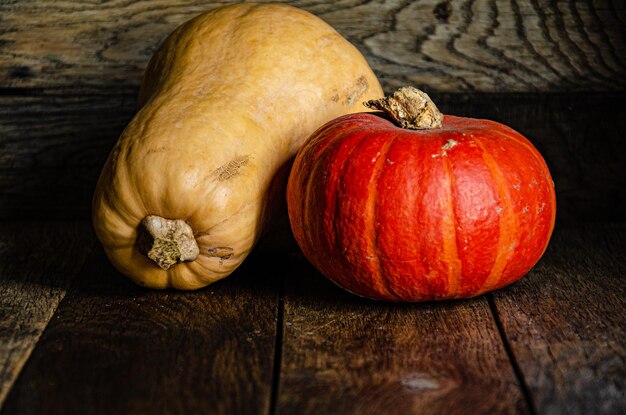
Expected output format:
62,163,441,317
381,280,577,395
276,255,528,415
1,244,281,415
0,0,624,92
1,93,624,221
0,166,103,220
0,94,135,170
0,221,95,408
491,223,626,415
0,93,135,219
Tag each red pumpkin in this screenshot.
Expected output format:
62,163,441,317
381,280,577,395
286,87,556,301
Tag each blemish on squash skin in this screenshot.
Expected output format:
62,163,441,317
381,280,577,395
146,146,167,155
213,156,250,181
207,247,234,262
108,141,123,166
343,76,368,107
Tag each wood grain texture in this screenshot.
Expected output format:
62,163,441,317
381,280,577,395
0,93,136,219
2,92,624,221
491,223,626,415
276,254,528,415
0,0,624,92
0,94,135,170
1,246,281,415
0,221,95,408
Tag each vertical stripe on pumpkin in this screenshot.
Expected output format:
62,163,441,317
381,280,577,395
489,130,556,288
441,155,462,298
416,136,456,298
305,125,369,287
336,131,398,299
447,134,500,295
475,140,518,292
369,136,401,300
376,134,432,299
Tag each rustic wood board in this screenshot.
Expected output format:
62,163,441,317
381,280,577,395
491,223,626,415
0,93,135,219
1,246,281,415
0,224,623,414
0,0,624,92
1,93,624,222
0,94,135,170
0,221,95,408
275,254,528,415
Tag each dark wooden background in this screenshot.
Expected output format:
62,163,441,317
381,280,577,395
0,1,624,414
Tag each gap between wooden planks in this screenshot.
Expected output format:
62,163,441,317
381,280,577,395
277,257,527,415
0,229,283,415
0,221,96,408
490,223,626,415
1,222,624,414
274,223,625,415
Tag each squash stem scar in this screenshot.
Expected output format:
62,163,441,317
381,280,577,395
137,215,199,270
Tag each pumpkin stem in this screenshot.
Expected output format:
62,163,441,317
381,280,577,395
137,215,199,270
364,86,443,130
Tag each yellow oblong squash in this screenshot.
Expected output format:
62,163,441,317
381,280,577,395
92,3,383,289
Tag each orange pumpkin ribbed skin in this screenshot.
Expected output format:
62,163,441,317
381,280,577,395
287,113,556,301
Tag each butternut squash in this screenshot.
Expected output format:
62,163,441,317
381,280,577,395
92,3,383,289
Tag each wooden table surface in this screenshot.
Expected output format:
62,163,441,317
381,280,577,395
1,1,625,414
